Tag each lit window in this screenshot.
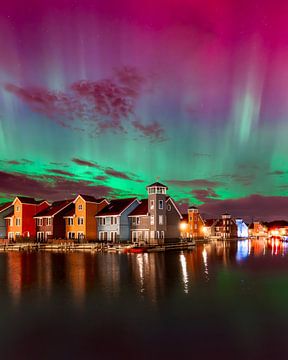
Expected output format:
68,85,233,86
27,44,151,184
16,218,21,226
150,200,154,210
68,218,74,226
159,215,163,225
150,215,154,225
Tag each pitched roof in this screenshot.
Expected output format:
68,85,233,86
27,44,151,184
0,202,13,213
146,182,168,189
76,194,106,203
128,200,148,216
15,196,40,204
204,219,216,227
63,205,76,217
34,200,73,218
4,210,14,219
188,206,198,210
96,198,138,216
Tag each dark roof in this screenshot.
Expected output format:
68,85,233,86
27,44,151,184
128,200,148,216
63,205,76,217
204,219,216,227
16,196,40,204
181,214,188,222
146,182,168,189
77,194,106,203
96,198,137,216
188,206,198,210
4,210,14,218
0,202,13,213
34,200,73,217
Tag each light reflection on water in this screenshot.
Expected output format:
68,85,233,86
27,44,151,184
2,240,288,358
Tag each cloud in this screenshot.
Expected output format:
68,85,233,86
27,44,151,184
199,194,288,222
95,175,108,181
267,170,285,176
47,169,74,177
104,167,133,181
4,66,166,142
72,158,100,168
0,171,113,201
191,188,219,202
166,179,222,188
131,120,166,142
0,159,34,166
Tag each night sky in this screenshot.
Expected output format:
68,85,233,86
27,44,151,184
1,0,288,220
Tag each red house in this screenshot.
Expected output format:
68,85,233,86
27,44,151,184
5,197,50,241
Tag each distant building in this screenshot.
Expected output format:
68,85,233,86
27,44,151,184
211,213,237,239
248,221,268,237
187,206,205,239
235,219,249,238
203,219,216,238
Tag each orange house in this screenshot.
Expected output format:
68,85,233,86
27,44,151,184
187,206,205,239
5,197,50,241
64,195,109,241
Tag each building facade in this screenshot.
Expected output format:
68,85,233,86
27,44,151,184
0,202,13,239
211,214,238,239
96,198,140,242
187,206,205,239
64,195,108,241
5,197,50,241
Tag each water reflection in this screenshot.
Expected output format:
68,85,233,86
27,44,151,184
3,239,288,306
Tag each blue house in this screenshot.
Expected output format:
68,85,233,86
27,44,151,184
96,198,140,242
235,219,249,238
0,202,13,239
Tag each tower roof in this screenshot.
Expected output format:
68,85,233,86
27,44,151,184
146,182,168,189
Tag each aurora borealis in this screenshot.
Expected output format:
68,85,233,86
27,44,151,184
1,0,288,220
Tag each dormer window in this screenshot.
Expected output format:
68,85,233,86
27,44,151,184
78,204,83,211
16,206,20,212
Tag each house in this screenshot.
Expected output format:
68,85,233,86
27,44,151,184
5,197,50,241
64,195,108,242
0,202,13,239
235,219,249,238
34,200,74,241
187,206,205,239
248,221,268,237
211,213,238,239
96,198,140,242
203,219,216,238
129,182,183,245
180,214,189,239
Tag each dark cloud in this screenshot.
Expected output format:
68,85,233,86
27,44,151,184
0,171,113,201
104,168,133,180
72,158,100,168
47,169,74,177
0,159,34,166
95,175,108,181
191,188,219,202
166,179,222,188
5,66,165,142
199,195,288,222
267,170,285,176
7,160,21,165
131,120,166,142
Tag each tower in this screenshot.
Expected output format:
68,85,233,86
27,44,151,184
188,206,199,238
146,182,168,244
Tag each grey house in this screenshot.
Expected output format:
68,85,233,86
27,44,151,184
0,202,13,239
129,182,183,245
96,198,140,242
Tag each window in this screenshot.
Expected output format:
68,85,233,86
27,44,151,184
150,200,154,210
150,215,154,225
159,200,163,210
8,219,13,226
111,217,114,225
77,217,84,225
161,231,165,239
68,218,74,226
78,204,83,211
47,218,52,226
99,218,105,226
136,217,140,225
68,232,75,239
167,204,171,211
150,231,155,239
194,224,198,229
16,218,21,226
36,218,42,226
159,215,163,225
16,206,20,212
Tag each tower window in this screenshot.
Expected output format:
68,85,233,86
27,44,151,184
159,200,163,209
150,215,154,225
150,200,154,210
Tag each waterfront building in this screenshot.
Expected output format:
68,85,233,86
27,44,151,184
96,198,140,242
203,219,217,238
211,213,238,239
64,195,108,242
248,221,268,237
180,214,189,239
187,206,205,239
5,197,50,241
34,200,74,241
0,202,13,239
235,219,249,238
129,182,182,245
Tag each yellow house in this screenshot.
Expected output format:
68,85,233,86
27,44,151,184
64,195,109,242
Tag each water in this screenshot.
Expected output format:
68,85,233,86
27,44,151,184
1,239,288,359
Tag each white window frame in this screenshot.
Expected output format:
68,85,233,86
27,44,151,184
77,217,84,225
159,200,164,210
159,215,163,225
78,204,83,211
150,215,154,225
16,218,21,226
